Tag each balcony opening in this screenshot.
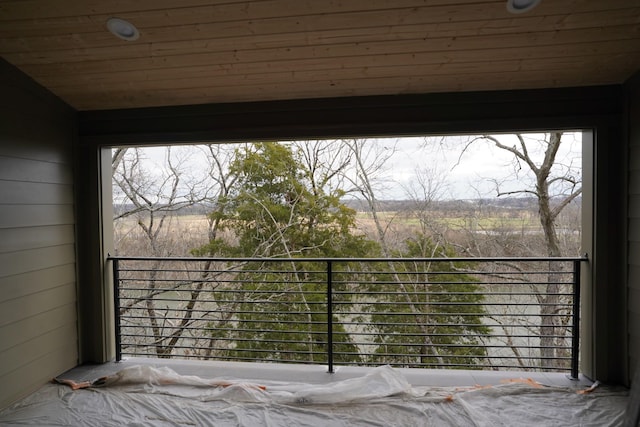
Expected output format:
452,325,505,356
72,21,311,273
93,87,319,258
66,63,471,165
7,129,627,427
109,132,587,376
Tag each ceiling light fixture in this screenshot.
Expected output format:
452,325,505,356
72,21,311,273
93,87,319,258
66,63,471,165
106,17,140,41
506,0,541,14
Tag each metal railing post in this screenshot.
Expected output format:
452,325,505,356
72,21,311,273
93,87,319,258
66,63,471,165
570,259,581,379
112,258,122,362
327,260,334,373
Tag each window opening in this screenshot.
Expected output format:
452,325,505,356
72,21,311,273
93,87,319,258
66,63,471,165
110,132,585,373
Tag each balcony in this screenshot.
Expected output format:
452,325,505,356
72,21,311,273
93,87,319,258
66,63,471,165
4,252,632,427
110,256,586,378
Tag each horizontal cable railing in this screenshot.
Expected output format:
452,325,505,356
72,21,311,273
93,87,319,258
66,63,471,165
109,256,586,378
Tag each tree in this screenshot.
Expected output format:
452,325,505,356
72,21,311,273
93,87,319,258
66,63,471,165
341,138,400,255
363,236,489,368
402,162,451,252
112,135,580,370
113,146,215,358
461,132,582,370
473,133,581,257
341,138,490,368
199,144,239,244
195,142,379,363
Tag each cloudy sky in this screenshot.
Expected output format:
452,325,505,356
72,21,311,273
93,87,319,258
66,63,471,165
378,133,582,199
117,132,583,202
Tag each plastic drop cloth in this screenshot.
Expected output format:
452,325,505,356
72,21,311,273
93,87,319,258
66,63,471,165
0,365,629,426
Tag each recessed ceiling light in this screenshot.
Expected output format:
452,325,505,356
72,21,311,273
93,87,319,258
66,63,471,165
106,17,140,41
506,0,541,14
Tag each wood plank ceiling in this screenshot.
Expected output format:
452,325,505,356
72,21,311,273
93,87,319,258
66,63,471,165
1,0,639,111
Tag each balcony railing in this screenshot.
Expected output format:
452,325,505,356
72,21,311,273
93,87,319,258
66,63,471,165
109,256,587,378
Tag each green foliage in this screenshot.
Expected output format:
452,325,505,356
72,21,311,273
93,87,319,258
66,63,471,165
195,142,488,368
363,235,490,368
196,142,380,364
216,261,362,364
196,142,376,258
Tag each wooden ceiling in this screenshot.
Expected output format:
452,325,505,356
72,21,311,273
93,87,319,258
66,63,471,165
1,0,639,111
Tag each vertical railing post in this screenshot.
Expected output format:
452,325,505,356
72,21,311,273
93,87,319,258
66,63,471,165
326,260,334,373
112,258,122,362
570,259,581,379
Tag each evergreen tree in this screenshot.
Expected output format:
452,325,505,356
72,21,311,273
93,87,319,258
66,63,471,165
195,142,379,364
363,235,490,368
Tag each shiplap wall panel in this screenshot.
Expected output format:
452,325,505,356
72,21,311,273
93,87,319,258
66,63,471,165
630,310,640,351
629,196,640,219
627,72,640,383
0,156,73,184
0,225,75,253
0,135,73,164
631,324,640,364
629,264,640,287
0,282,76,329
0,347,78,408
0,323,77,378
629,171,640,197
0,264,76,302
0,205,75,228
630,309,640,378
0,245,75,281
0,305,76,352
0,59,78,410
0,181,74,205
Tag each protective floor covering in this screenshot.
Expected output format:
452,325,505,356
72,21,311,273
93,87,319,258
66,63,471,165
0,365,629,426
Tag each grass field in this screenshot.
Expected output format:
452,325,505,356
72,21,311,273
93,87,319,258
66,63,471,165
114,205,561,257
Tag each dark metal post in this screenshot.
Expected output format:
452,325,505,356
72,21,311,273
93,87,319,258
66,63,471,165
112,258,122,362
570,259,581,379
327,260,334,374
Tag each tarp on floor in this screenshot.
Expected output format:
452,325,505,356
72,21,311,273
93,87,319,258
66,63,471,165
0,365,628,426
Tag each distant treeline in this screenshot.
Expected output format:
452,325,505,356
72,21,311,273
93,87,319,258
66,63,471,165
114,196,580,218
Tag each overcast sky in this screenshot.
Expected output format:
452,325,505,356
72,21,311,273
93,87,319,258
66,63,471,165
378,133,582,199
117,132,582,202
